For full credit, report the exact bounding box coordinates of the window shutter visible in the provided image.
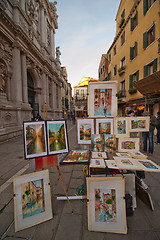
[129,75,133,89]
[143,0,148,15]
[153,58,157,71]
[131,17,134,31]
[135,41,138,57]
[136,70,139,81]
[143,32,148,49]
[136,11,138,26]
[144,65,148,77]
[153,23,155,40]
[130,47,133,60]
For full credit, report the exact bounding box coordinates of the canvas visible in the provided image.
[23,121,48,159]
[92,152,108,159]
[91,134,104,152]
[46,120,69,155]
[113,157,141,170]
[60,150,90,165]
[95,118,114,135]
[114,117,129,137]
[129,117,149,132]
[118,137,139,152]
[88,81,117,117]
[103,134,116,153]
[87,177,127,234]
[90,158,106,168]
[13,170,52,232]
[76,118,94,144]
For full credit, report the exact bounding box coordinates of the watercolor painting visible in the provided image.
[137,160,160,172]
[24,121,47,159]
[96,118,114,135]
[77,118,94,144]
[14,170,52,232]
[91,134,104,152]
[95,188,116,222]
[113,157,140,170]
[92,152,108,159]
[114,118,129,137]
[118,138,139,152]
[46,120,69,155]
[94,89,112,116]
[104,134,116,153]
[90,158,106,168]
[21,179,45,219]
[61,150,90,165]
[129,117,149,132]
[116,152,131,158]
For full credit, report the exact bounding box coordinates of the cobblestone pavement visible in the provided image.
[0,120,160,240]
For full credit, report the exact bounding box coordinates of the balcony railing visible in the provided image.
[118,66,126,75]
[117,90,126,99]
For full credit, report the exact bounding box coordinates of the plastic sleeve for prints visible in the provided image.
[57,195,87,200]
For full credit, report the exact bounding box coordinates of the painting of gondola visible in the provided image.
[13,170,52,232]
[46,120,69,155]
[23,121,47,159]
[77,118,94,144]
[88,81,117,117]
[87,177,127,234]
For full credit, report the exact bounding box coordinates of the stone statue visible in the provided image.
[56,46,61,61]
[0,63,7,93]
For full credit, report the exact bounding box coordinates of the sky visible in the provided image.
[51,0,120,92]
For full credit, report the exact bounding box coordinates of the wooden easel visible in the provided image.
[43,102,73,213]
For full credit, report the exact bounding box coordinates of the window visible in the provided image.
[144,58,157,77]
[114,45,116,56]
[121,31,125,46]
[121,80,125,91]
[131,11,138,31]
[109,53,111,62]
[143,23,155,49]
[81,89,84,95]
[108,71,111,80]
[121,57,126,68]
[76,89,79,95]
[114,65,117,76]
[130,42,138,60]
[143,0,156,15]
[129,71,139,94]
[119,9,125,28]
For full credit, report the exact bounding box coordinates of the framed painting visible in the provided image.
[95,118,114,135]
[60,150,90,165]
[91,134,104,152]
[103,134,116,153]
[118,137,139,152]
[116,152,132,158]
[114,117,129,137]
[88,81,117,117]
[90,158,106,168]
[136,159,160,172]
[129,151,147,159]
[23,121,47,159]
[113,157,141,170]
[87,177,127,234]
[105,160,118,169]
[46,120,69,155]
[76,118,94,144]
[13,170,52,232]
[129,117,149,132]
[92,151,108,159]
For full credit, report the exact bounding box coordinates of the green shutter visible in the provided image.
[144,65,148,77]
[136,70,139,81]
[143,32,148,49]
[131,17,134,31]
[153,23,155,40]
[135,41,138,57]
[153,58,157,71]
[143,0,148,15]
[129,75,133,89]
[130,47,133,60]
[136,11,138,26]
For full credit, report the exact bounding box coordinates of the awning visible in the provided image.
[133,71,160,96]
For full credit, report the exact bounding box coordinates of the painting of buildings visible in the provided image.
[117,120,126,134]
[91,134,104,152]
[80,124,91,140]
[94,89,112,116]
[61,150,90,164]
[99,122,111,134]
[121,141,136,150]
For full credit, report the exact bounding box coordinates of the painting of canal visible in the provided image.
[91,134,104,152]
[95,188,116,222]
[24,121,47,159]
[47,120,68,154]
[21,179,45,219]
[94,89,112,116]
[61,150,90,164]
[79,123,91,140]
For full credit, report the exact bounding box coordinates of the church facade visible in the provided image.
[0,0,63,141]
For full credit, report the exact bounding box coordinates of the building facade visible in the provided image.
[0,0,62,141]
[106,0,160,116]
[61,67,72,119]
[74,77,98,117]
[98,54,109,81]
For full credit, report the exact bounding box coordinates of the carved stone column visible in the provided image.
[42,71,47,104]
[20,0,25,11]
[40,4,45,44]
[50,28,55,58]
[21,53,28,103]
[11,45,22,102]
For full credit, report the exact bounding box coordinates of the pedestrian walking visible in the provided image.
[142,111,157,156]
[156,111,160,144]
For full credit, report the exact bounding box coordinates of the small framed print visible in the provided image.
[92,152,108,159]
[60,150,90,165]
[129,151,147,159]
[87,177,127,234]
[136,159,160,172]
[90,158,106,168]
[76,118,94,144]
[23,121,47,159]
[104,134,116,153]
[113,157,141,170]
[118,137,139,152]
[114,117,129,137]
[91,134,104,152]
[13,170,52,232]
[129,117,149,132]
[46,120,69,155]
[105,160,118,169]
[95,118,114,135]
[116,152,132,158]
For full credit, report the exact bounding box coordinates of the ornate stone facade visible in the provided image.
[0,0,63,141]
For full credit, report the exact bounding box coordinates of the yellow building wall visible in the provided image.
[108,0,160,103]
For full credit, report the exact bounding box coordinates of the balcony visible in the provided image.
[118,66,126,75]
[128,88,137,94]
[117,90,126,99]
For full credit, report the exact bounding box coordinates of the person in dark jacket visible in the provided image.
[156,111,160,144]
[142,111,157,156]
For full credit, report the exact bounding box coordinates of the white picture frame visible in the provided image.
[90,158,106,168]
[113,157,141,170]
[95,118,114,135]
[118,137,139,152]
[114,117,129,137]
[92,151,108,159]
[76,118,95,144]
[128,117,150,132]
[136,159,160,172]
